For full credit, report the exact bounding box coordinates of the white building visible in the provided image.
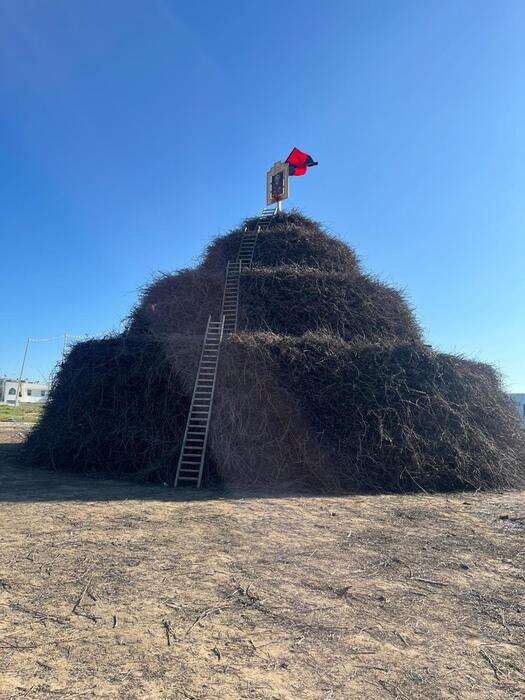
[0,378,51,406]
[511,394,525,424]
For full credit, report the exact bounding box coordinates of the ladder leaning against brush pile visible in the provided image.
[221,206,276,334]
[174,205,277,488]
[173,316,224,487]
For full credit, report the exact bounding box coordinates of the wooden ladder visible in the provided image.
[221,260,242,335]
[174,316,225,488]
[174,205,277,487]
[221,206,277,335]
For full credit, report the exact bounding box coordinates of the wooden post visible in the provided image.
[15,338,30,407]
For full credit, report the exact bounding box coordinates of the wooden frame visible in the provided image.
[266,161,289,206]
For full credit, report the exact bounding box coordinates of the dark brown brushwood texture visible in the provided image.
[26,212,525,491]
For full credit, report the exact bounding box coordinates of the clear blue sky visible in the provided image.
[1,1,524,389]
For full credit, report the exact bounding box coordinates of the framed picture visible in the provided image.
[266,161,289,205]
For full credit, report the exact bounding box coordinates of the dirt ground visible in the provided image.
[0,424,524,699]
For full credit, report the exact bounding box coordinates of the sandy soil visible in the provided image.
[0,424,524,699]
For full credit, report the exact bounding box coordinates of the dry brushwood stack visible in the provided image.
[27,211,525,492]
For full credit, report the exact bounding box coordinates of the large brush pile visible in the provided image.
[27,211,525,492]
[26,336,194,483]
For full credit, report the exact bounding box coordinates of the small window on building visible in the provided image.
[8,387,16,395]
[27,389,32,396]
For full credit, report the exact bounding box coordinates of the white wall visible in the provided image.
[1,379,50,405]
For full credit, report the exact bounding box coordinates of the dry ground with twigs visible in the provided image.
[1,425,524,699]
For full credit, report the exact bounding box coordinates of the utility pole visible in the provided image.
[15,337,30,408]
[62,332,68,359]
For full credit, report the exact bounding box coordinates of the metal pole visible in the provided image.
[276,200,282,212]
[15,337,30,407]
[62,332,68,359]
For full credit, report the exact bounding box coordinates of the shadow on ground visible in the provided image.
[0,443,344,504]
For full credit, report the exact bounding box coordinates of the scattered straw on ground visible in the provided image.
[1,429,524,699]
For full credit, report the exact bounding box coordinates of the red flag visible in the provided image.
[285,147,318,176]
